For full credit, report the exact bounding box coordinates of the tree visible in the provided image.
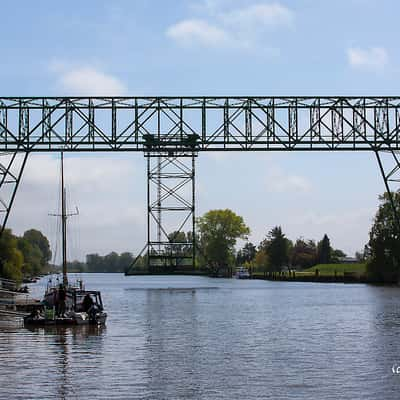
[0,229,24,281]
[254,250,269,273]
[236,242,256,265]
[367,191,400,283]
[291,238,317,269]
[355,246,370,263]
[67,260,86,272]
[86,253,104,272]
[167,231,190,257]
[317,234,331,264]
[17,238,43,276]
[23,229,52,266]
[104,252,120,272]
[119,252,134,271]
[331,248,346,263]
[260,226,290,272]
[197,209,250,276]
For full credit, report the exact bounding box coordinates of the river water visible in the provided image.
[1,274,400,399]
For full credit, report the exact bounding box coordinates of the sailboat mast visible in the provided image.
[61,152,68,287]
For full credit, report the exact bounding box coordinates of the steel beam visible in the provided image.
[0,97,399,152]
[375,150,400,236]
[0,151,28,235]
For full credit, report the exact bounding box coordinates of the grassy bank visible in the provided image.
[301,263,366,276]
[251,263,368,283]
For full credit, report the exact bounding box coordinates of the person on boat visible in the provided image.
[57,284,66,317]
[82,294,94,313]
[29,308,42,320]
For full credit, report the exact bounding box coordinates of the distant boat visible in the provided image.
[24,153,107,327]
[235,266,250,279]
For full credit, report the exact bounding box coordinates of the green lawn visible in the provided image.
[251,263,367,279]
[302,263,366,276]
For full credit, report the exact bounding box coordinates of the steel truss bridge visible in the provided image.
[0,96,399,273]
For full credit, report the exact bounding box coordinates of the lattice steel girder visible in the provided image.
[0,151,28,234]
[0,97,400,151]
[146,153,196,270]
[375,150,400,234]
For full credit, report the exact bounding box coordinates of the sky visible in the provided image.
[1,0,400,262]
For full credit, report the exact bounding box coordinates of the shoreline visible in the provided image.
[250,273,370,284]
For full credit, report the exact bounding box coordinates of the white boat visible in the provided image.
[235,267,250,279]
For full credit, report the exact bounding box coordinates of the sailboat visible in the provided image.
[24,153,107,326]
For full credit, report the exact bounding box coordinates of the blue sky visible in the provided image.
[2,0,399,261]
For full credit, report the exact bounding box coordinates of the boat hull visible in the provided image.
[24,312,107,327]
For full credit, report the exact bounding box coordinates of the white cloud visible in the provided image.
[166,2,293,50]
[347,47,388,70]
[264,166,312,193]
[221,3,294,30]
[50,62,127,95]
[166,19,231,47]
[24,154,134,186]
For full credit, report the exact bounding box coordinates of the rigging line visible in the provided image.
[50,155,61,267]
[62,159,80,268]
[67,186,73,264]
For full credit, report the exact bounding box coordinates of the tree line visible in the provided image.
[0,228,52,281]
[86,192,398,281]
[237,229,346,273]
[195,209,347,277]
[1,190,398,283]
[195,191,400,282]
[67,252,136,273]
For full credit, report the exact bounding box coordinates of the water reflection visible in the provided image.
[23,325,105,400]
[143,289,199,399]
[2,275,400,399]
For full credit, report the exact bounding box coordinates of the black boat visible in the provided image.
[24,153,107,326]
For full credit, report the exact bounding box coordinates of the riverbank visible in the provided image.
[125,263,370,283]
[251,272,370,283]
[251,263,369,283]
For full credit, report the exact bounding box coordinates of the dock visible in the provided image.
[0,278,41,324]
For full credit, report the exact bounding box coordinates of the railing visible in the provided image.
[0,280,30,325]
[0,277,17,292]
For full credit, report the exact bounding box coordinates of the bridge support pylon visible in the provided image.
[0,151,28,236]
[144,152,196,273]
[375,149,400,236]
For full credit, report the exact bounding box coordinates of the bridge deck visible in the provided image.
[0,97,399,152]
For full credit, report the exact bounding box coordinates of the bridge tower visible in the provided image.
[146,152,196,272]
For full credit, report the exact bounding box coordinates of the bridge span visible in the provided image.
[0,96,399,271]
